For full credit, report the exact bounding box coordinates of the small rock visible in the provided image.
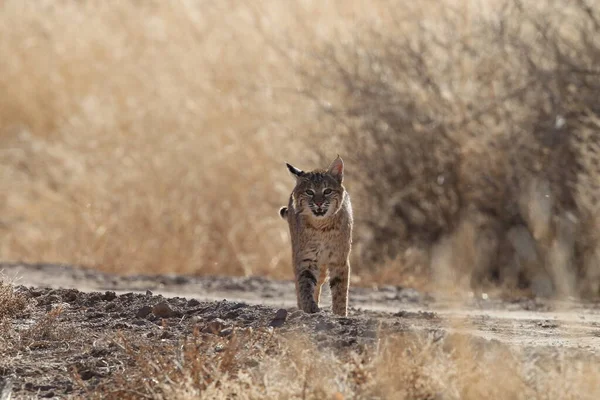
[102,291,117,301]
[61,289,79,303]
[78,370,96,381]
[39,294,61,306]
[146,313,157,322]
[269,309,288,328]
[152,302,176,318]
[187,298,201,307]
[205,318,227,334]
[136,306,152,319]
[145,290,153,296]
[160,330,173,339]
[219,327,234,337]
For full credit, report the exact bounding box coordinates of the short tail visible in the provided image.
[279,207,288,219]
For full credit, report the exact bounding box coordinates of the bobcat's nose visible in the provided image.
[314,201,323,208]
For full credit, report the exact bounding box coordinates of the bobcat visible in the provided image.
[279,156,353,316]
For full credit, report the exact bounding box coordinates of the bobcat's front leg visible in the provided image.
[295,260,320,313]
[329,261,350,316]
[314,266,328,306]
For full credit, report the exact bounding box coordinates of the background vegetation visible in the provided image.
[1,0,600,296]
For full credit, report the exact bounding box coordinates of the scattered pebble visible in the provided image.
[187,298,201,307]
[152,302,177,318]
[269,309,288,328]
[219,327,234,337]
[205,318,228,334]
[102,291,117,301]
[136,306,152,319]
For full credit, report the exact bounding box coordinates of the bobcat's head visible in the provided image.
[286,156,346,219]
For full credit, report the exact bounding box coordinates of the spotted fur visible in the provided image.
[279,156,353,316]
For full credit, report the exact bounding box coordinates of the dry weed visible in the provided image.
[0,275,29,320]
[81,328,600,400]
[1,0,600,296]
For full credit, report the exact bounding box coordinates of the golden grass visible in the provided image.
[83,329,600,400]
[0,275,29,320]
[0,0,420,281]
[1,0,600,294]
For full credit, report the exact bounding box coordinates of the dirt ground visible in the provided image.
[2,262,600,399]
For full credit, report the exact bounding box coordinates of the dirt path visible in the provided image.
[3,262,600,398]
[4,262,600,351]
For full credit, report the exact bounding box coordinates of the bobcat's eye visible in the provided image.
[323,188,333,195]
[306,189,315,196]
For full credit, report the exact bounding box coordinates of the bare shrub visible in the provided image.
[293,0,600,295]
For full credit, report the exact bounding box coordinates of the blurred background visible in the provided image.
[1,0,600,297]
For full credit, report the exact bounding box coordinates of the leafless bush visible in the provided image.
[293,0,600,295]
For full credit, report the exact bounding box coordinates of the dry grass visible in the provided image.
[0,274,29,320]
[1,0,600,295]
[1,284,599,399]
[80,329,600,400]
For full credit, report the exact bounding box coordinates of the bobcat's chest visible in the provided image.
[310,230,344,264]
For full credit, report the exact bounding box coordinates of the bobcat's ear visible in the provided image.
[327,155,344,183]
[286,163,305,179]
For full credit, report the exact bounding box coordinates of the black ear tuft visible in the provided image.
[279,207,288,219]
[286,163,305,178]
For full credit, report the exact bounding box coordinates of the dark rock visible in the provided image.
[152,302,177,318]
[78,369,96,380]
[187,298,201,307]
[146,313,157,322]
[61,289,79,303]
[159,330,173,339]
[269,309,288,328]
[219,327,234,337]
[136,306,152,319]
[102,291,116,301]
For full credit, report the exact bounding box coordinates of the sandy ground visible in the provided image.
[2,262,600,398]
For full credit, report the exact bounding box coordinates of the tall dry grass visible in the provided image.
[85,328,600,400]
[0,0,320,278]
[1,0,600,295]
